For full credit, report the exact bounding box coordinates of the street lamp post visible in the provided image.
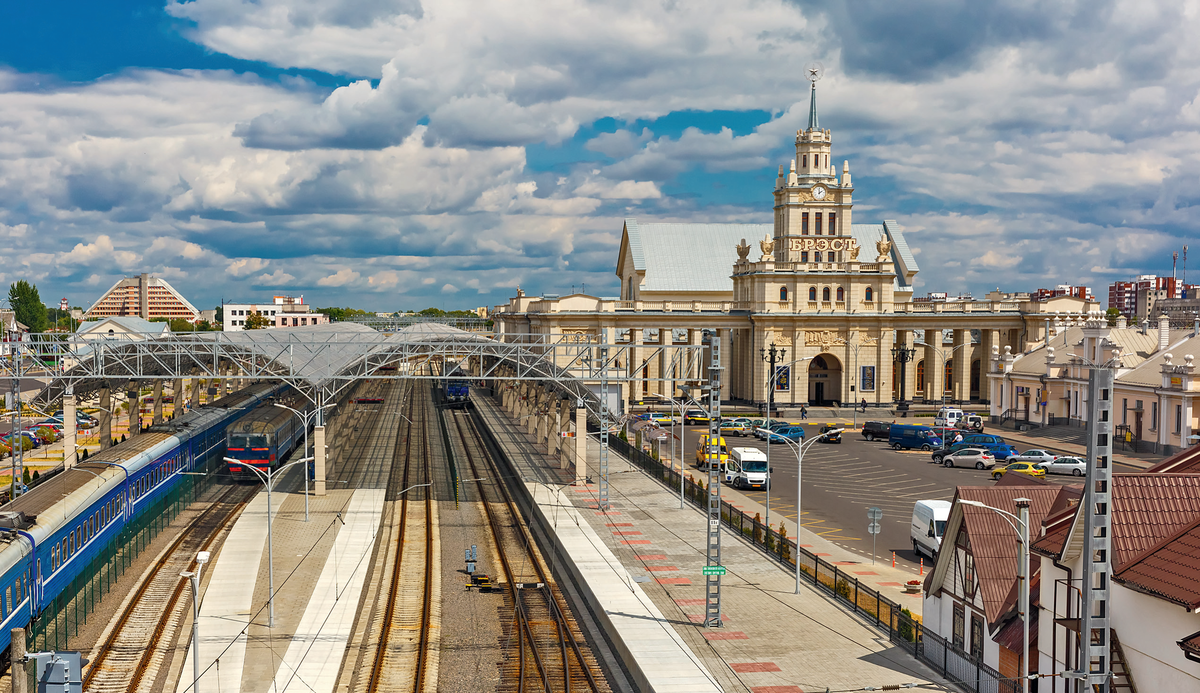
[180,550,211,693]
[915,340,972,451]
[761,344,784,527]
[223,456,311,628]
[960,498,1031,693]
[272,400,336,522]
[891,339,917,414]
[769,428,843,593]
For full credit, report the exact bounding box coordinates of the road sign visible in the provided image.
[867,506,883,521]
[867,507,883,565]
[702,566,727,576]
[867,522,881,534]
[560,431,576,438]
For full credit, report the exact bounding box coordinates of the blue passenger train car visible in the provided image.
[0,382,281,659]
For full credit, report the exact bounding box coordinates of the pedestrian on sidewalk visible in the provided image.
[860,398,867,412]
[800,405,808,420]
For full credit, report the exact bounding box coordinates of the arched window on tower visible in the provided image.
[809,287,817,301]
[865,287,874,302]
[822,287,831,301]
[780,286,788,302]
[836,287,844,302]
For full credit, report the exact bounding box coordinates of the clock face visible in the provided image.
[812,185,826,200]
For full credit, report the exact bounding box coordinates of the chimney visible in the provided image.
[1116,314,1127,329]
[139,273,150,320]
[1159,314,1171,352]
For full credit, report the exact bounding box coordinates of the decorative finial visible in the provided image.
[759,234,775,261]
[805,62,823,130]
[736,238,750,261]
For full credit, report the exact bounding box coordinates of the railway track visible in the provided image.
[342,375,440,693]
[82,482,256,693]
[449,409,610,693]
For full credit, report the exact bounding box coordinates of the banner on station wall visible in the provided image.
[775,366,790,391]
[860,366,876,392]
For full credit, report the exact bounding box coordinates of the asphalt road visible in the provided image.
[665,421,1142,570]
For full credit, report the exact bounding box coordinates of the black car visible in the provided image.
[818,424,842,443]
[860,420,891,441]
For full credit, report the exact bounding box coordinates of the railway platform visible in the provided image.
[474,395,952,693]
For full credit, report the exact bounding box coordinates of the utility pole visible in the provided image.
[703,335,724,628]
[1079,365,1114,691]
[760,342,784,527]
[598,327,611,512]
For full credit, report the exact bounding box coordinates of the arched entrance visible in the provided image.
[807,354,843,406]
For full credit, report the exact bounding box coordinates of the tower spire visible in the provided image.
[807,81,819,131]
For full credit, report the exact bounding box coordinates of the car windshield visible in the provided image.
[935,520,947,537]
[742,460,768,472]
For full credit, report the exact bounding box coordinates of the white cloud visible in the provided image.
[318,268,362,286]
[227,258,269,277]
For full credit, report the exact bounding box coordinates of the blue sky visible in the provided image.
[2,0,1198,312]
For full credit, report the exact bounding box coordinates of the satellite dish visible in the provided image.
[805,61,824,85]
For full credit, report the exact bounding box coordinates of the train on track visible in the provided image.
[224,391,312,480]
[0,382,283,658]
[442,368,471,408]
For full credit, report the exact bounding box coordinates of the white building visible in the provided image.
[223,296,329,331]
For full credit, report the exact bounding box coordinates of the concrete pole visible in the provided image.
[314,425,326,496]
[574,407,587,485]
[10,627,25,693]
[64,390,77,469]
[171,378,182,418]
[99,385,112,450]
[192,377,201,408]
[152,380,164,425]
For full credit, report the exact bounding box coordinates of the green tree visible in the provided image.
[315,306,372,322]
[214,305,224,324]
[1106,307,1121,327]
[8,280,48,332]
[244,312,271,329]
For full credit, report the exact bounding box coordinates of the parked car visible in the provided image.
[956,414,985,432]
[888,424,943,451]
[648,413,675,425]
[726,447,770,489]
[991,461,1046,481]
[754,421,791,440]
[941,448,996,469]
[818,424,842,443]
[683,410,710,425]
[719,420,753,437]
[1010,449,1058,465]
[1042,456,1087,476]
[930,434,1019,463]
[2,432,40,449]
[860,420,892,442]
[933,407,966,428]
[766,425,806,443]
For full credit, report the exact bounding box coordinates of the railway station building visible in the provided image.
[492,85,1101,411]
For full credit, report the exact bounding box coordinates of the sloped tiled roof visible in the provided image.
[1113,516,1200,610]
[1179,630,1200,658]
[936,486,1065,627]
[1116,331,1200,386]
[1146,445,1200,474]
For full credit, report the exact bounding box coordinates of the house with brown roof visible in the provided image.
[1033,473,1200,691]
[922,484,1069,683]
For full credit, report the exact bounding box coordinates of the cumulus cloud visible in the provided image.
[318,268,362,286]
[227,258,269,277]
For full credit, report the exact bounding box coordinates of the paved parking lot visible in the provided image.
[654,419,1140,570]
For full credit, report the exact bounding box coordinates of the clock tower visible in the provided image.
[772,71,856,263]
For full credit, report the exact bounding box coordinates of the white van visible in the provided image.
[933,407,965,428]
[726,447,769,490]
[911,500,952,560]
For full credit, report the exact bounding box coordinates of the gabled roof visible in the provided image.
[1113,330,1200,386]
[1113,516,1200,610]
[927,486,1065,627]
[76,316,168,334]
[1147,445,1200,474]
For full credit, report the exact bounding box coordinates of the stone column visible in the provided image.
[792,331,808,407]
[718,329,732,403]
[99,386,112,450]
[127,386,140,439]
[574,407,587,484]
[897,329,917,404]
[924,328,943,403]
[313,425,326,496]
[629,328,644,408]
[10,627,26,693]
[152,380,164,425]
[171,378,182,418]
[192,377,202,408]
[953,329,970,403]
[63,391,77,469]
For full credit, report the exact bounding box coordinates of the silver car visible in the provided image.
[1011,449,1058,465]
[1042,456,1087,477]
[942,448,997,470]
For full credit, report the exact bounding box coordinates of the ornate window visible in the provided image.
[815,212,823,235]
[829,212,836,234]
[800,251,809,263]
[822,287,831,301]
[802,213,809,234]
[865,287,874,302]
[779,287,788,302]
[945,361,954,392]
[916,360,926,391]
[802,154,807,168]
[836,287,844,301]
[809,287,817,301]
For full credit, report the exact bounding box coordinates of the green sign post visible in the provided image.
[702,565,727,576]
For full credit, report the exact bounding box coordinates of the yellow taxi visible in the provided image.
[991,461,1047,481]
[694,434,729,469]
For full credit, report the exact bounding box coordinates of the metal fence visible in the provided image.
[25,457,220,653]
[608,435,1016,693]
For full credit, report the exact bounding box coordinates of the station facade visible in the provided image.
[493,85,1098,410]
